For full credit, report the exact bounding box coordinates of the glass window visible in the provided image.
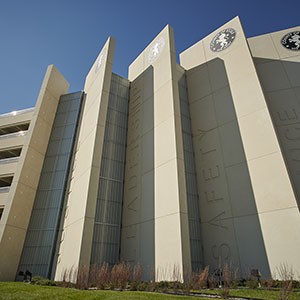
[0,207,4,220]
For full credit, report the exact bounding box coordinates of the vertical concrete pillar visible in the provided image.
[0,65,69,280]
[122,25,191,281]
[54,38,115,280]
[120,66,156,279]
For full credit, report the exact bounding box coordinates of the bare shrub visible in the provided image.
[231,263,238,279]
[110,262,131,290]
[223,264,230,288]
[110,264,118,289]
[130,264,143,291]
[232,271,239,288]
[132,263,143,284]
[219,264,232,299]
[208,274,217,289]
[98,262,110,289]
[279,280,293,300]
[217,257,223,288]
[149,266,155,283]
[183,271,193,295]
[277,263,294,281]
[277,263,293,300]
[147,266,155,291]
[199,266,209,289]
[229,263,239,288]
[192,272,200,290]
[120,262,131,290]
[88,263,99,287]
[265,278,273,290]
[220,263,239,288]
[75,265,89,289]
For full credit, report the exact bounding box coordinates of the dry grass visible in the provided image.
[55,260,300,300]
[132,263,143,283]
[276,263,294,300]
[110,262,131,290]
[98,263,111,289]
[75,265,89,289]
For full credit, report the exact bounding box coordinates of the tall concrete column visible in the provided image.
[122,25,191,281]
[0,65,69,280]
[54,37,115,280]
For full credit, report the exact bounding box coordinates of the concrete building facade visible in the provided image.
[0,17,299,281]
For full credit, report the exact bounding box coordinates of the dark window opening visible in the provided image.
[0,176,13,187]
[0,123,29,136]
[0,148,22,159]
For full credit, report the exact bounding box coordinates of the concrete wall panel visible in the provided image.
[180,17,274,277]
[248,27,300,276]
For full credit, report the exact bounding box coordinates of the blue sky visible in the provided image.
[0,0,299,113]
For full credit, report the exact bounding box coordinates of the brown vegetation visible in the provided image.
[52,260,299,298]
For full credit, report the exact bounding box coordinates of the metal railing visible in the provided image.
[0,157,20,164]
[0,107,34,119]
[0,186,10,193]
[0,130,28,140]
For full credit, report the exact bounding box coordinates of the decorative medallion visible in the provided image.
[95,48,107,73]
[210,28,236,52]
[281,31,300,51]
[147,37,165,63]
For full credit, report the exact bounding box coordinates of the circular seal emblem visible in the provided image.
[147,37,165,63]
[95,48,107,73]
[281,31,300,51]
[210,28,236,52]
